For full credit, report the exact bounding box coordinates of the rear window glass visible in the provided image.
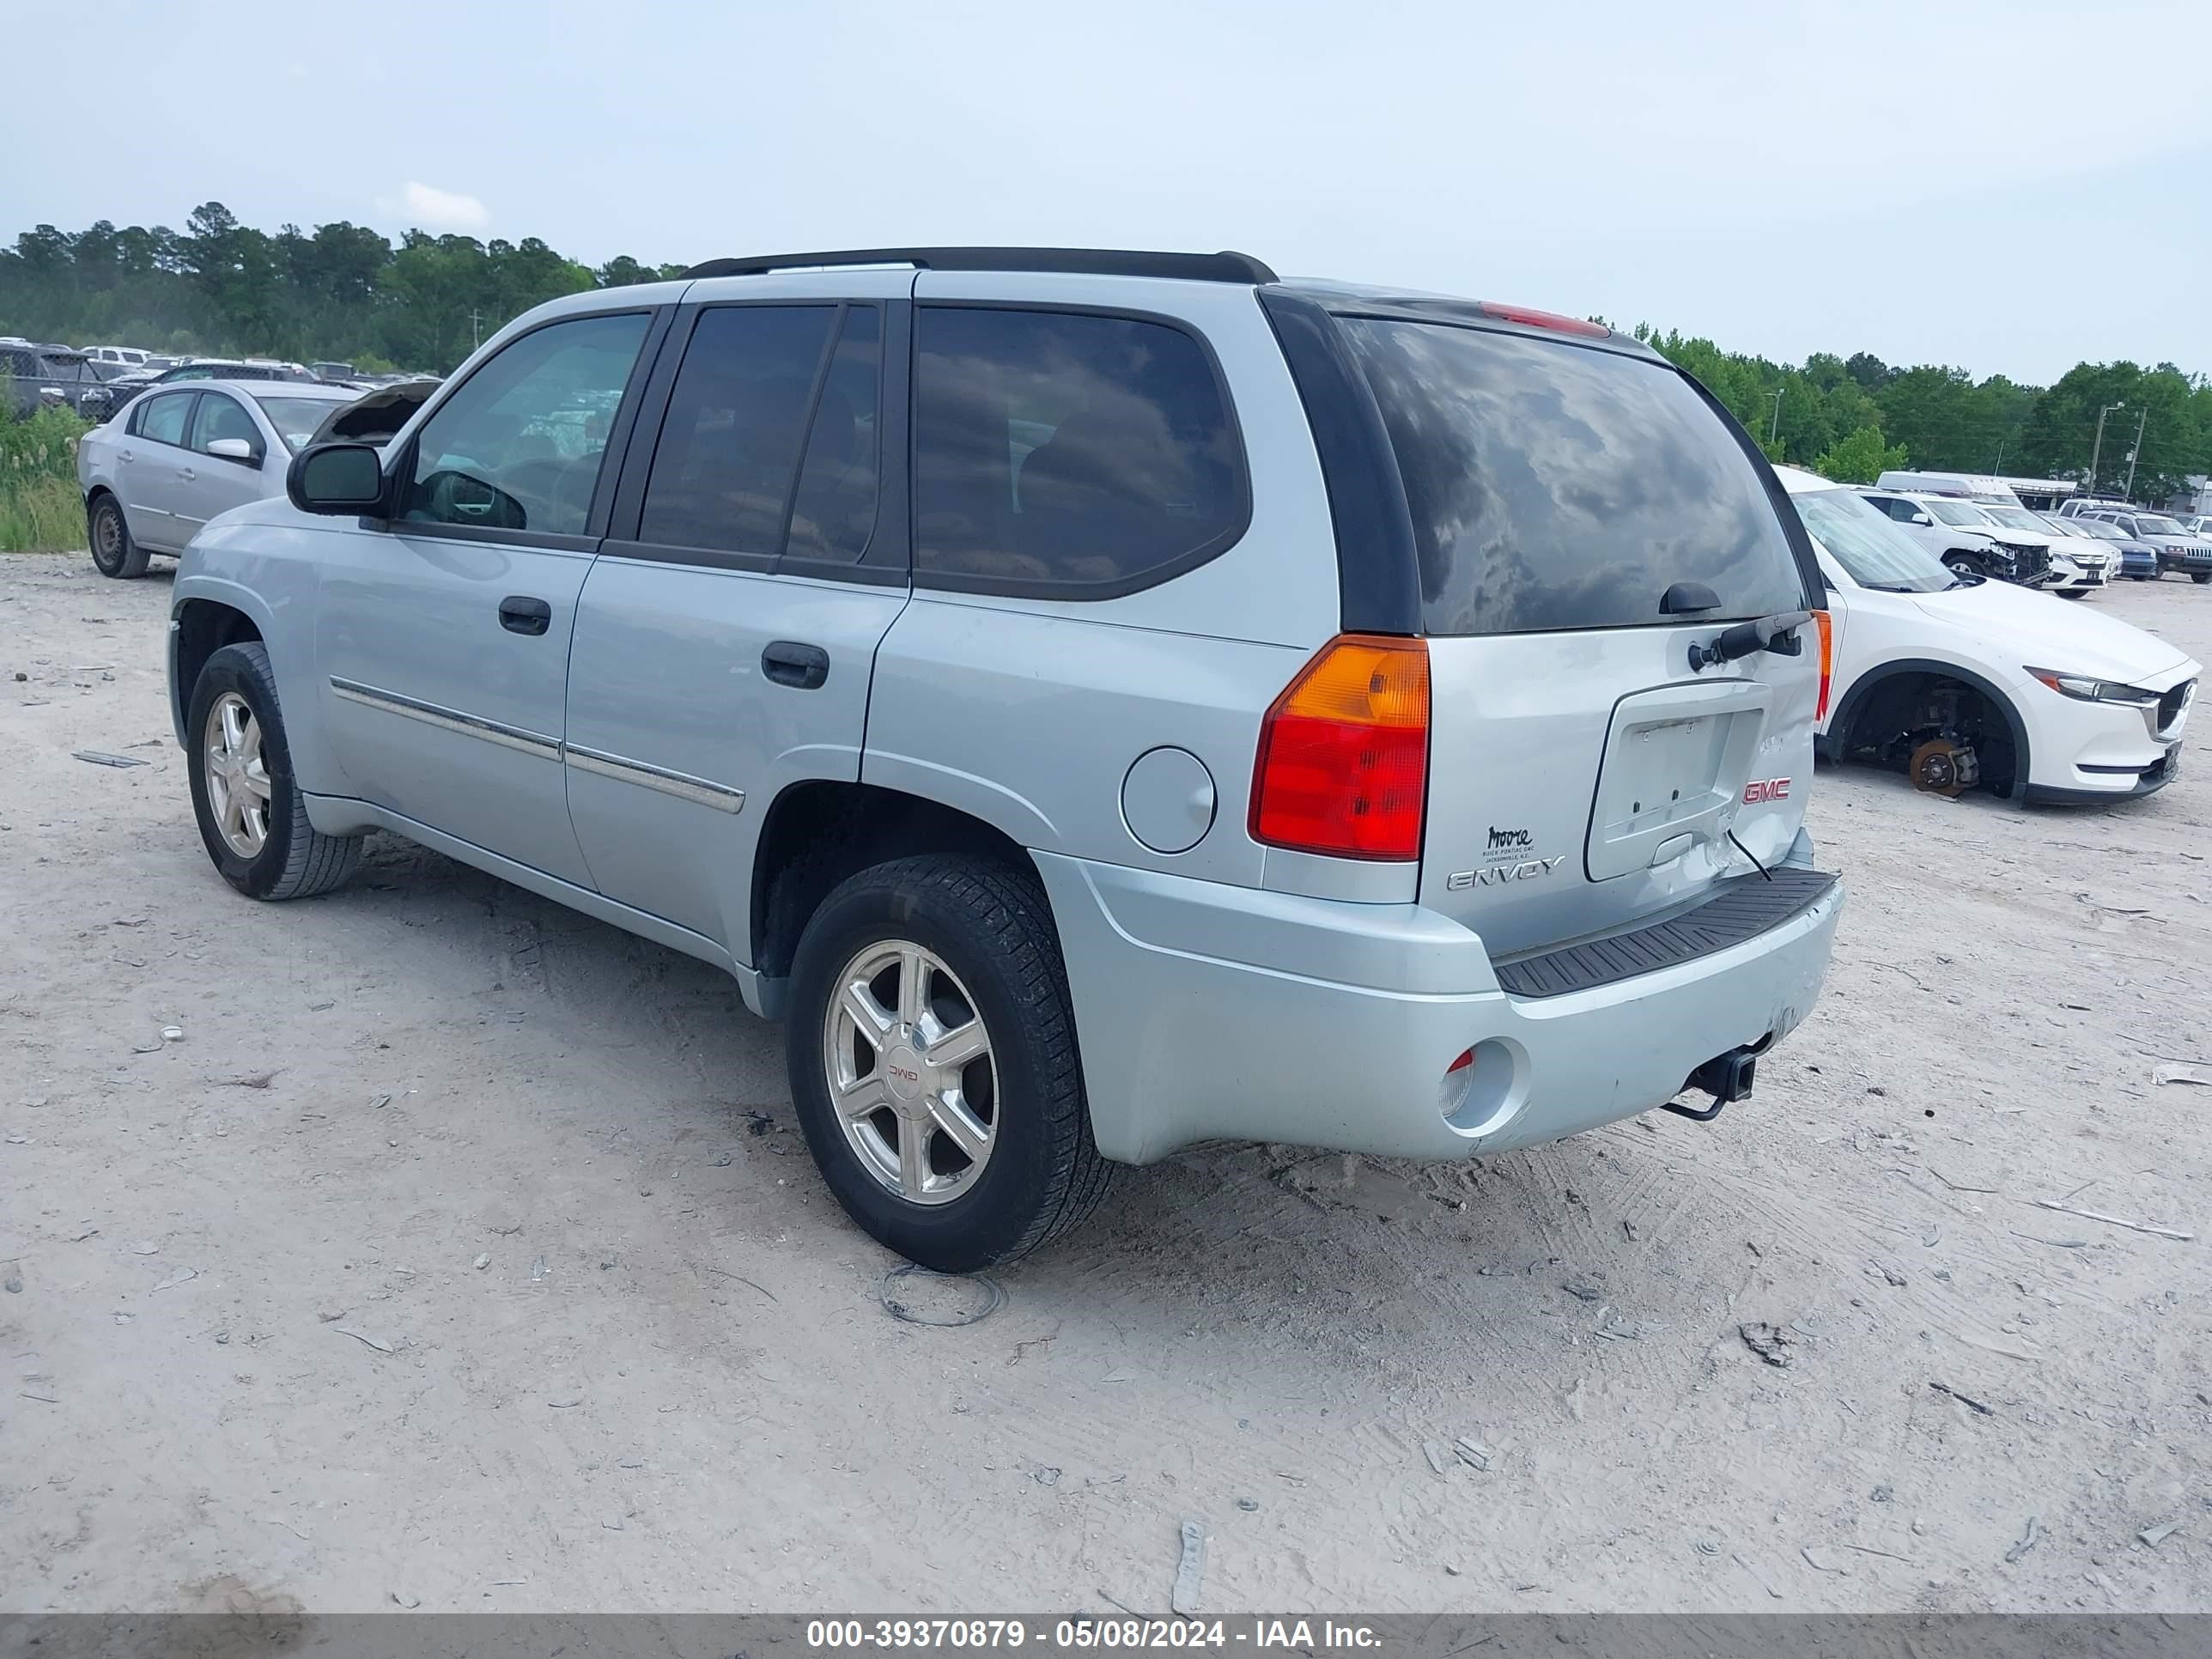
[913,307,1245,595]
[1339,320,1806,634]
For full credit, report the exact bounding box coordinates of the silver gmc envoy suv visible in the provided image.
[167,246,1844,1270]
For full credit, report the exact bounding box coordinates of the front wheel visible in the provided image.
[785,854,1110,1272]
[2195,573,2212,586]
[2057,589,2090,600]
[186,641,364,900]
[88,495,149,579]
[1942,555,1983,581]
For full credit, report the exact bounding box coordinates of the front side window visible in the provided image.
[188,393,260,455]
[1340,319,1806,634]
[913,307,1245,593]
[402,312,649,536]
[638,305,838,557]
[137,392,193,447]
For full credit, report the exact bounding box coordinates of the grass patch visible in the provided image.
[2,406,92,553]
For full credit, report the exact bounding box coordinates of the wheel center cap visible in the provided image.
[884,1042,927,1107]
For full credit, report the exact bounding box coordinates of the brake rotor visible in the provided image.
[1909,738,1978,797]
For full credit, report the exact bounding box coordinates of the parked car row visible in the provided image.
[2059,499,2212,582]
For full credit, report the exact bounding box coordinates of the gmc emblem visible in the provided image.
[1743,778,1792,805]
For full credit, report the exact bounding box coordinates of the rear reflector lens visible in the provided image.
[1812,610,1833,721]
[1249,634,1430,860]
[1477,301,1610,339]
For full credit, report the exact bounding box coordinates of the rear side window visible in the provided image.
[1338,320,1806,634]
[913,307,1245,595]
[137,392,193,446]
[639,303,883,563]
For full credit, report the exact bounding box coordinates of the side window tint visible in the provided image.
[189,395,259,453]
[913,307,1244,593]
[639,306,836,556]
[139,393,192,447]
[785,307,882,565]
[403,312,649,537]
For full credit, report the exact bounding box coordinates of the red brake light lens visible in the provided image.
[1477,301,1610,339]
[1249,634,1430,861]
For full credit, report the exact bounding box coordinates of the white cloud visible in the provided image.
[378,181,488,233]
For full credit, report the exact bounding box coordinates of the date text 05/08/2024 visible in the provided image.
[805,1620,1384,1650]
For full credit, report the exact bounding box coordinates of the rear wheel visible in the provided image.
[186,642,364,901]
[88,495,149,579]
[785,854,1109,1271]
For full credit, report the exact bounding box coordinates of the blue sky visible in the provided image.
[9,0,2209,386]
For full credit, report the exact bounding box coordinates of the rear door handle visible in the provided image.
[762,640,830,690]
[499,595,553,636]
[177,467,196,482]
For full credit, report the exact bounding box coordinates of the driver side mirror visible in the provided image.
[288,442,386,515]
[205,436,262,465]
[1909,511,1931,526]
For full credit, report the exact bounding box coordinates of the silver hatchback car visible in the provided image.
[167,247,1844,1269]
[78,379,361,577]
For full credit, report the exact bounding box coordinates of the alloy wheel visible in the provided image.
[822,939,998,1206]
[203,691,272,858]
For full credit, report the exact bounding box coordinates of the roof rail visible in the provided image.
[679,246,1279,284]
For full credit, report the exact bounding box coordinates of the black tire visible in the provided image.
[2195,574,2211,586]
[1942,555,1982,580]
[785,854,1110,1271]
[186,641,364,901]
[2057,589,2090,600]
[88,493,149,579]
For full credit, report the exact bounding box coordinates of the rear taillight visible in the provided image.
[1249,634,1430,860]
[1812,610,1833,721]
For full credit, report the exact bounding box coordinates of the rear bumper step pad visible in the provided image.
[1494,866,1838,1000]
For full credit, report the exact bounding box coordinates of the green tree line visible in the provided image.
[0,203,684,378]
[4,204,2209,501]
[1635,325,2212,506]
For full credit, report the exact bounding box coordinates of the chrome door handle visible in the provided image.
[178,468,196,481]
[118,449,134,463]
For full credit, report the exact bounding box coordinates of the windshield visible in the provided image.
[1979,505,2049,532]
[1338,319,1807,634]
[2062,516,2123,540]
[1798,487,1955,592]
[2135,514,2186,536]
[254,394,342,453]
[1924,499,1990,527]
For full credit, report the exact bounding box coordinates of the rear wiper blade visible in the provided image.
[1686,611,1811,673]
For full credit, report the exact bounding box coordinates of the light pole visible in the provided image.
[2087,403,2124,495]
[2122,409,2148,501]
[1766,387,1784,447]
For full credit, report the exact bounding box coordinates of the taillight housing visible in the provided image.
[1249,634,1431,860]
[1812,610,1833,721]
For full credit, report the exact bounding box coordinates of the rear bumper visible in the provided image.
[1036,849,1844,1165]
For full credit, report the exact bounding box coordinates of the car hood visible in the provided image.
[1909,579,2194,682]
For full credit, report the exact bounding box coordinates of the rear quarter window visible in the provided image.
[1338,319,1807,635]
[912,307,1247,597]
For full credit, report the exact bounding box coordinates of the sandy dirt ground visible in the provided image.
[2,551,2208,1617]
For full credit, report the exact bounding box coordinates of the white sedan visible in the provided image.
[1778,466,2197,804]
[77,379,361,579]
